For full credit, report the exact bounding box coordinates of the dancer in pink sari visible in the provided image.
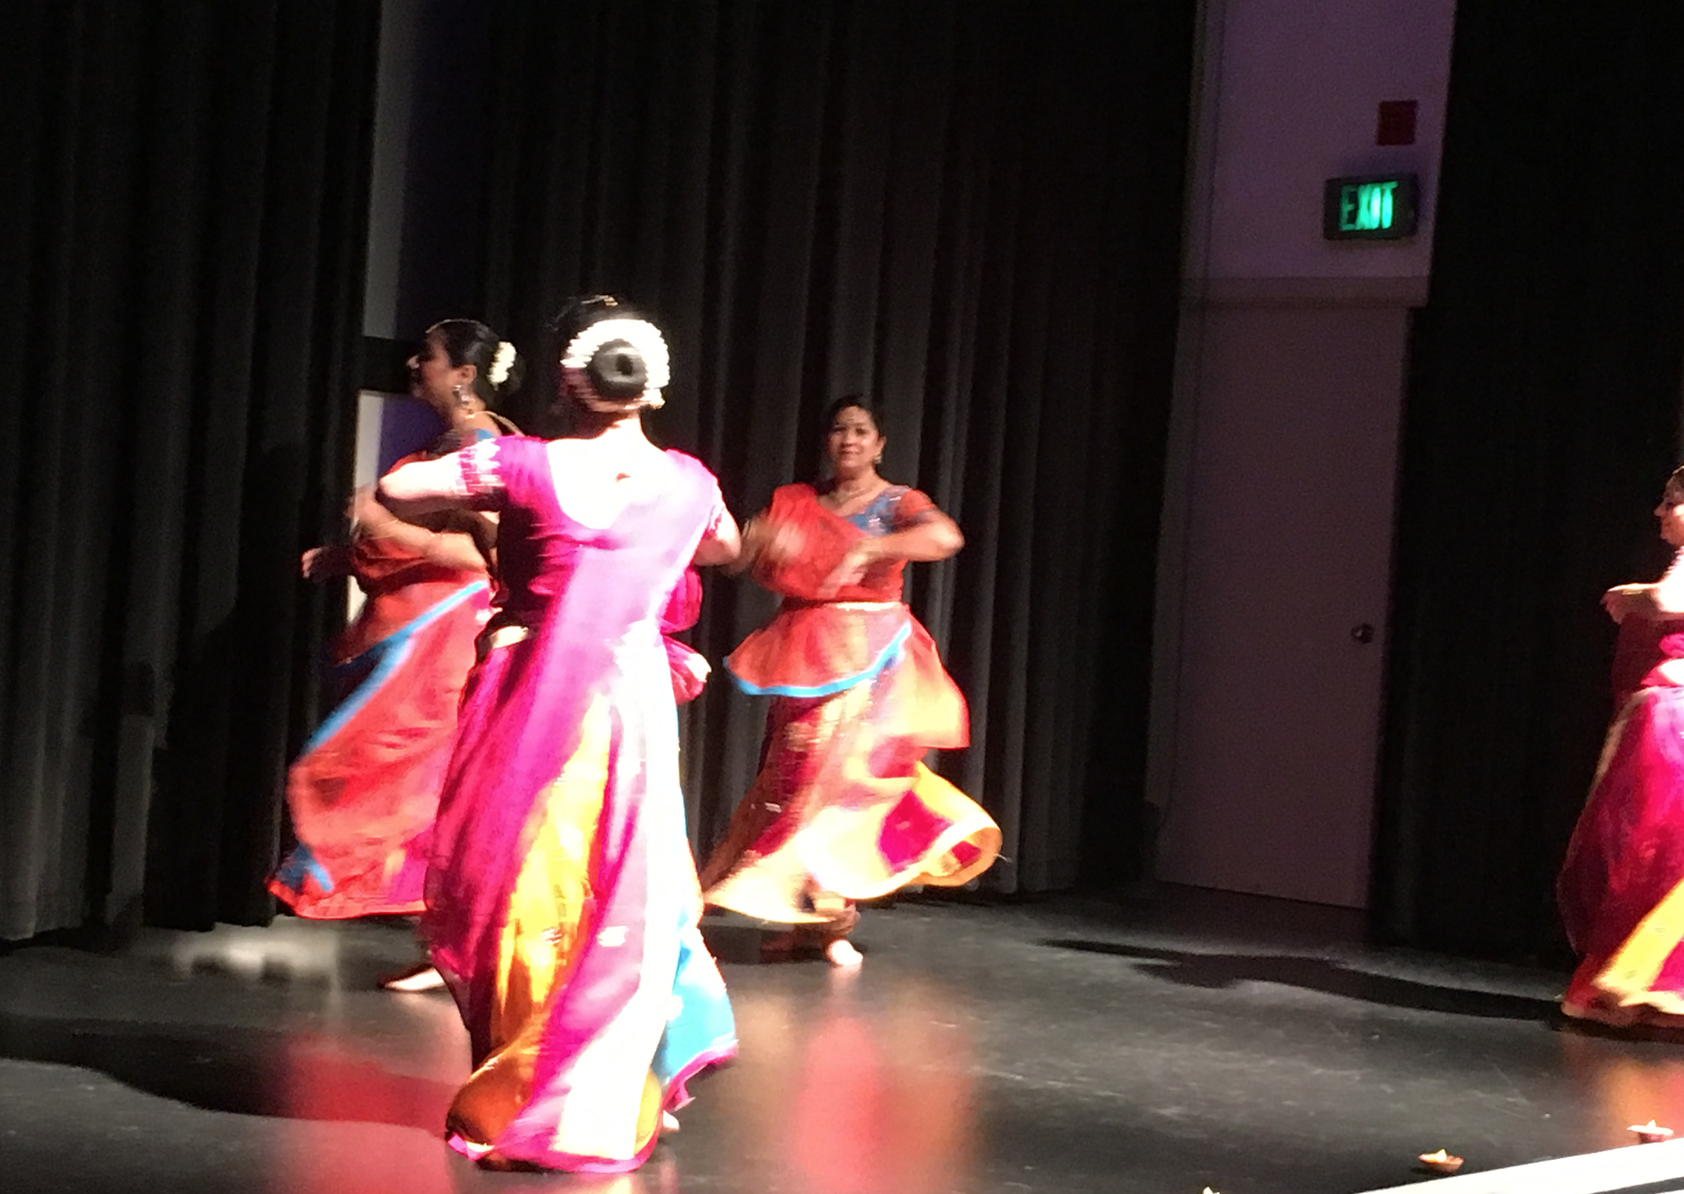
[380,297,740,1170]
[1560,466,1684,1027]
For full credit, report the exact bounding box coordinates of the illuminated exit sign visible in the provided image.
[1322,174,1419,241]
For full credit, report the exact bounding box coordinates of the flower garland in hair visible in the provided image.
[487,340,516,388]
[560,317,671,408]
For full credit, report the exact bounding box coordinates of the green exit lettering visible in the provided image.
[1323,174,1417,241]
[1338,180,1398,232]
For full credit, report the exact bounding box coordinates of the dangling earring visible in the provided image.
[453,383,474,410]
[872,453,883,465]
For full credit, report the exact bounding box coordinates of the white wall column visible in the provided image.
[1148,0,1458,907]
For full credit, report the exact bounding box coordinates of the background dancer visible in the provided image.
[272,321,522,997]
[379,296,740,1171]
[701,394,1001,966]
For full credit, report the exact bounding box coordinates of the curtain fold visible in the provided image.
[1374,2,1684,958]
[474,0,1194,893]
[0,0,379,939]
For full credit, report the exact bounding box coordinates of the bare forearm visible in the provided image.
[378,490,458,520]
[359,522,485,571]
[861,514,964,564]
[728,512,771,574]
[1605,571,1684,622]
[1642,581,1684,617]
[694,510,742,567]
[379,455,469,516]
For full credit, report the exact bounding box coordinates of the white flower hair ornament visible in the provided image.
[560,317,671,409]
[487,340,516,388]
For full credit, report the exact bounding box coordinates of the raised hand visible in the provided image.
[301,545,352,581]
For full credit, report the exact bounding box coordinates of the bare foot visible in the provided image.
[1561,996,1640,1028]
[380,962,445,992]
[824,939,863,968]
[446,1132,494,1161]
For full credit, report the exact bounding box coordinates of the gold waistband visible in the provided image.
[780,599,902,613]
[483,618,662,653]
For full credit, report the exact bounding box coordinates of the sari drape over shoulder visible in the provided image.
[270,448,489,919]
[702,483,999,929]
[1559,622,1684,1023]
[425,436,734,1172]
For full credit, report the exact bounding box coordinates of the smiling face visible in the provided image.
[825,404,885,480]
[1657,480,1684,548]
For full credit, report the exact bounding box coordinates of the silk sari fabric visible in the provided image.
[702,483,1000,938]
[270,448,491,918]
[1559,622,1684,1024]
[423,436,735,1171]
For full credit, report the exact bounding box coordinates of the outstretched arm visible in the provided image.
[1604,550,1684,622]
[820,509,964,597]
[694,507,742,567]
[727,512,771,575]
[300,544,353,581]
[729,507,813,576]
[350,485,487,573]
[378,454,471,518]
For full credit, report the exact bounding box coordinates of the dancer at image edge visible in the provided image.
[380,296,740,1171]
[1560,464,1684,1027]
[699,393,1001,966]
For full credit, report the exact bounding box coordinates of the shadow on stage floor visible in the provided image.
[1040,936,1562,1021]
[0,1012,453,1130]
[4,888,1684,1194]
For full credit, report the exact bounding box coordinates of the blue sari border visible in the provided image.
[726,620,910,699]
[300,580,489,755]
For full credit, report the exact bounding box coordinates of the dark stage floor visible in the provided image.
[4,888,1684,1193]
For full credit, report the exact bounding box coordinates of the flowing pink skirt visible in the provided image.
[1559,681,1684,1024]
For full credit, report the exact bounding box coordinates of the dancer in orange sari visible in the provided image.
[1560,466,1684,1026]
[271,321,521,943]
[701,395,1000,966]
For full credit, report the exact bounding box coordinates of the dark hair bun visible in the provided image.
[586,339,648,402]
[551,294,671,409]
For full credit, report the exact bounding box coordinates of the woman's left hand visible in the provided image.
[348,485,392,534]
[819,540,880,598]
[1603,583,1660,623]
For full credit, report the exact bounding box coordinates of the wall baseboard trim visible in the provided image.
[1182,274,1430,308]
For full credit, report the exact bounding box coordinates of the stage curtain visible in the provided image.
[472,0,1194,893]
[0,1,378,938]
[1374,4,1684,958]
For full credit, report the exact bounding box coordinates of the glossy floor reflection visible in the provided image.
[4,890,1684,1192]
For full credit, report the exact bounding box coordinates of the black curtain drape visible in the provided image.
[1374,4,1684,958]
[0,1,379,939]
[472,0,1193,892]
